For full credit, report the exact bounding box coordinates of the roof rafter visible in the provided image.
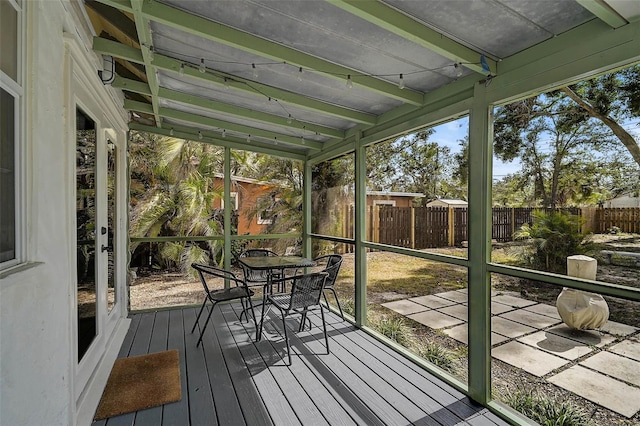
[92,36,377,125]
[124,99,325,151]
[328,0,497,75]
[129,122,307,161]
[576,0,628,28]
[111,76,344,139]
[130,0,162,126]
[95,0,424,105]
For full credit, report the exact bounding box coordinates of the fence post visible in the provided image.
[448,206,455,246]
[411,207,416,249]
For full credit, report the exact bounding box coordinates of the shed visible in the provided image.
[426,199,469,208]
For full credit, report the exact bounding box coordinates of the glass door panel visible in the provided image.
[76,108,97,361]
[106,139,116,313]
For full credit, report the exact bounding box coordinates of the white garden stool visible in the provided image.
[556,255,609,330]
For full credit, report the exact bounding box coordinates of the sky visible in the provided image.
[429,116,521,179]
[430,116,640,181]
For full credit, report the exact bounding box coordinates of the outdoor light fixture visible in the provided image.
[398,73,405,89]
[221,129,226,138]
[198,131,203,140]
[346,74,353,89]
[297,67,303,81]
[199,58,206,74]
[454,63,464,78]
[98,55,115,85]
[252,63,258,79]
[287,114,292,124]
[179,63,185,76]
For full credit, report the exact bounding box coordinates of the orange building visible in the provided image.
[211,175,276,235]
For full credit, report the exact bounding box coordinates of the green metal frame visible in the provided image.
[111,3,640,422]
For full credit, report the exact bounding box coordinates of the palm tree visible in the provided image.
[129,132,226,273]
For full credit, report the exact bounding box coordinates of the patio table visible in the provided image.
[237,255,316,341]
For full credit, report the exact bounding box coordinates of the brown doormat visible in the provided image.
[94,350,182,420]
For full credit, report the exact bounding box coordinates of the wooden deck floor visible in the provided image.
[93,303,509,426]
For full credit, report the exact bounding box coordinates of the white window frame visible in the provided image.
[221,191,238,210]
[0,0,24,271]
[257,196,275,225]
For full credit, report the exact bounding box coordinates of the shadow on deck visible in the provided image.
[93,303,508,425]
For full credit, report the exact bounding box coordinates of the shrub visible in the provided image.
[417,342,456,372]
[341,298,355,317]
[371,316,413,347]
[503,387,592,426]
[514,210,594,274]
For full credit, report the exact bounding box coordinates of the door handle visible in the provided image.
[101,244,110,253]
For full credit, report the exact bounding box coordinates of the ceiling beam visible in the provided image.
[112,76,345,138]
[124,99,325,151]
[93,36,377,125]
[127,0,424,105]
[130,0,161,127]
[576,0,628,28]
[84,1,138,44]
[129,122,307,161]
[328,0,497,75]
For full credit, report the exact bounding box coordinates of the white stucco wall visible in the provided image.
[0,2,128,425]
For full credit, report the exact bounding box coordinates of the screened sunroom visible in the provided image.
[2,1,639,425]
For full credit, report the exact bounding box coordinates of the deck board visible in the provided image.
[92,304,510,426]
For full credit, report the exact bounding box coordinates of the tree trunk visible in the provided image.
[561,87,640,167]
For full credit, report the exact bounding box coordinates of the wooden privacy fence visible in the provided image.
[344,206,637,250]
[594,207,640,234]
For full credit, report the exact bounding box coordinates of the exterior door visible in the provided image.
[75,107,121,391]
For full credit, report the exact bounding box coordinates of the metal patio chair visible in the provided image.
[190,263,255,347]
[314,254,344,320]
[258,271,329,365]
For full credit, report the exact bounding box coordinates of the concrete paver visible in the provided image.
[444,323,509,346]
[491,301,515,315]
[433,290,468,303]
[438,304,468,321]
[523,303,561,319]
[408,295,456,309]
[391,290,640,417]
[517,331,594,360]
[599,321,638,337]
[610,338,640,362]
[549,365,640,418]
[407,310,464,329]
[492,294,537,308]
[491,317,536,338]
[381,299,429,315]
[546,324,616,348]
[499,309,561,329]
[492,341,568,377]
[580,351,640,387]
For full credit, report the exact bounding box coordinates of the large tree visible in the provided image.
[493,68,640,208]
[560,64,640,166]
[366,130,466,203]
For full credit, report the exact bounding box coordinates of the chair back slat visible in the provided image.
[314,254,343,289]
[289,272,328,310]
[191,263,244,294]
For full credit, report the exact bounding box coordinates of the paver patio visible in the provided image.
[382,290,640,418]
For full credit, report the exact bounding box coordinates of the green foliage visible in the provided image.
[371,316,414,347]
[503,387,593,426]
[514,210,594,274]
[341,298,355,317]
[493,64,640,207]
[417,343,456,372]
